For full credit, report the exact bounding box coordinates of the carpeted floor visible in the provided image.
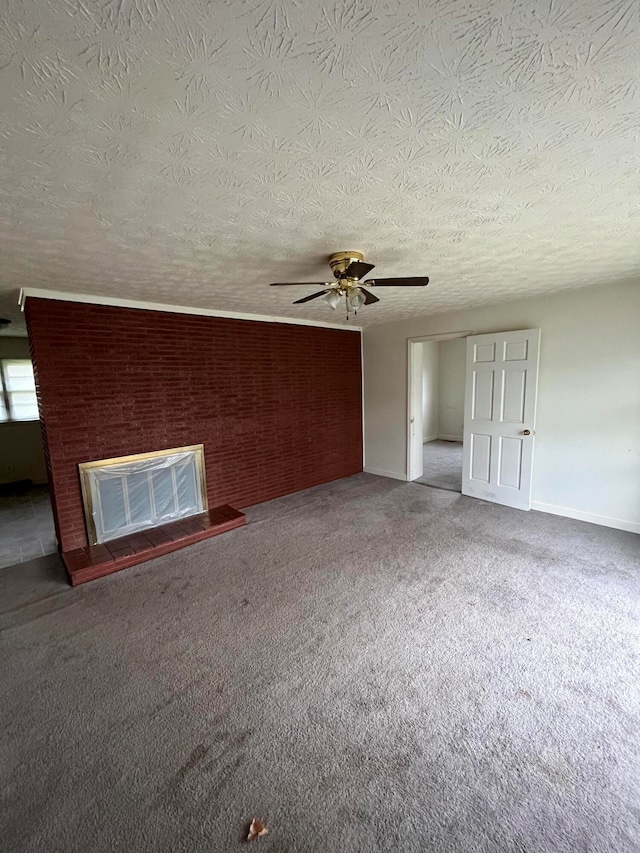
[1,474,639,852]
[416,440,463,492]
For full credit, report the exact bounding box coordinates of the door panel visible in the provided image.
[470,433,491,482]
[474,342,496,362]
[463,329,540,510]
[504,340,528,361]
[498,437,522,488]
[500,369,526,423]
[472,371,495,421]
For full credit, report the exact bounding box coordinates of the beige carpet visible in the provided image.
[1,474,638,852]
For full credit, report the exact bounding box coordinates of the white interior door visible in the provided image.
[462,329,541,510]
[408,342,424,481]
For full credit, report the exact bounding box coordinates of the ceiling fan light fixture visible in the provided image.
[324,289,341,310]
[347,288,365,311]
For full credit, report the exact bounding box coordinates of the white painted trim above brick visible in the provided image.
[531,502,639,534]
[18,288,362,333]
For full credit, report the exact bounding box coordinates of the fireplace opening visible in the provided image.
[79,445,207,545]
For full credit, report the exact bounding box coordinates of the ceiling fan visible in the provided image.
[270,251,429,315]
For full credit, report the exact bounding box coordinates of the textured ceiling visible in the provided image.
[1,0,639,332]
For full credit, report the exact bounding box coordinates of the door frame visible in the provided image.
[406,330,474,482]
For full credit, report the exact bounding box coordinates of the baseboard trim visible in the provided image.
[531,501,639,534]
[438,434,463,442]
[423,434,439,443]
[363,467,407,482]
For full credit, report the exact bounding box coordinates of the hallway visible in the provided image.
[415,439,463,492]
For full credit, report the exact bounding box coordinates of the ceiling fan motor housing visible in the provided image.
[328,251,364,279]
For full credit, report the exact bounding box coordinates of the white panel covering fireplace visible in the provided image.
[79,445,207,545]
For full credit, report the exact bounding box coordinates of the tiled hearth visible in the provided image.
[62,505,245,586]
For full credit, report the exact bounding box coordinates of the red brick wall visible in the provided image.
[25,298,363,552]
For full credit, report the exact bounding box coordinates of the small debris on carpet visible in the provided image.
[247,818,268,842]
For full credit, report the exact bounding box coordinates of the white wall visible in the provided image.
[422,342,439,440]
[363,281,640,533]
[437,337,465,440]
[0,337,47,485]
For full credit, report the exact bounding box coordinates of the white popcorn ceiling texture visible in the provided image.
[0,0,638,331]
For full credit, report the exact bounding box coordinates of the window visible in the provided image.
[0,360,39,422]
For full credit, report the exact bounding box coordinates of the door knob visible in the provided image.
[522,429,531,436]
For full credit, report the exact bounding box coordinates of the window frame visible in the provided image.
[0,359,40,424]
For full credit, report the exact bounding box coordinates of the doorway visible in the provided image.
[408,334,468,492]
[407,329,541,511]
[0,340,55,568]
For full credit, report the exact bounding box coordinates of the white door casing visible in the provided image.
[408,341,424,481]
[406,331,473,482]
[462,329,541,510]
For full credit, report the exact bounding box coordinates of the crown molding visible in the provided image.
[18,288,362,333]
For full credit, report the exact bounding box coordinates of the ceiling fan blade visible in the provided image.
[344,261,375,280]
[365,276,430,287]
[292,290,328,304]
[359,287,380,306]
[270,282,329,287]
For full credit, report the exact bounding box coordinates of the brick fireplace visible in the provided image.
[25,297,363,582]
